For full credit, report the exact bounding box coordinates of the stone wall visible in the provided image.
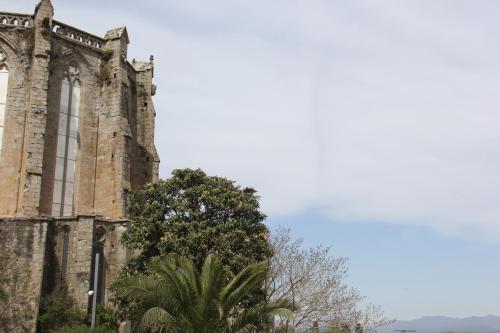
[21,0,54,217]
[0,217,131,332]
[0,16,33,216]
[49,216,131,308]
[0,218,48,333]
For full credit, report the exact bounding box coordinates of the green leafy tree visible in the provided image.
[121,168,273,275]
[114,254,293,333]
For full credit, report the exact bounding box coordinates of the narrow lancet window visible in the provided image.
[0,51,8,157]
[60,225,70,284]
[52,66,80,217]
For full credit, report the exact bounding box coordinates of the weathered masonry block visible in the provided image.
[0,1,160,332]
[0,218,48,332]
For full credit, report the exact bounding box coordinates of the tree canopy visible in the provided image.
[121,168,273,276]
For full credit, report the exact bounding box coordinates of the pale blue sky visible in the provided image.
[268,212,500,320]
[4,0,500,320]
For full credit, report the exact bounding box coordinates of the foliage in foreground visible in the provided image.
[38,289,87,332]
[49,325,116,333]
[37,289,118,333]
[114,254,294,333]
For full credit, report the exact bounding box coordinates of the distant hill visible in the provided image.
[378,315,500,333]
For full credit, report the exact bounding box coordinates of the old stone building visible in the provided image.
[0,0,159,331]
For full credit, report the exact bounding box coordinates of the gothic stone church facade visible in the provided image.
[0,0,159,331]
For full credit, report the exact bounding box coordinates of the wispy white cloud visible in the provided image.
[7,0,500,241]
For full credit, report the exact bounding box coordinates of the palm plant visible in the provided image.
[114,255,293,333]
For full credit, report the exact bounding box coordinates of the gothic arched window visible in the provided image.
[52,66,80,217]
[0,51,8,157]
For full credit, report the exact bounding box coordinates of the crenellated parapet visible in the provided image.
[0,12,33,28]
[0,13,105,52]
[52,20,104,50]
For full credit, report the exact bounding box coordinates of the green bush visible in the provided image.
[95,304,118,329]
[38,289,86,332]
[38,288,119,332]
[49,325,116,333]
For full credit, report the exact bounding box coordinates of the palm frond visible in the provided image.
[115,255,294,333]
[133,306,175,333]
[227,299,295,333]
[220,261,268,314]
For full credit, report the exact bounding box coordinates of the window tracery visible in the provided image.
[52,66,80,217]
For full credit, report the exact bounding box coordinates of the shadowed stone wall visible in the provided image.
[0,219,48,333]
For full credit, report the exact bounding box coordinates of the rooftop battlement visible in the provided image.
[0,10,119,52]
[51,19,105,50]
[0,12,33,28]
[0,7,146,62]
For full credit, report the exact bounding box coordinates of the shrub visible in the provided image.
[49,325,116,333]
[95,304,118,329]
[38,288,119,332]
[38,289,86,332]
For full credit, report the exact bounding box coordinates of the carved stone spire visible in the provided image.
[34,0,54,19]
